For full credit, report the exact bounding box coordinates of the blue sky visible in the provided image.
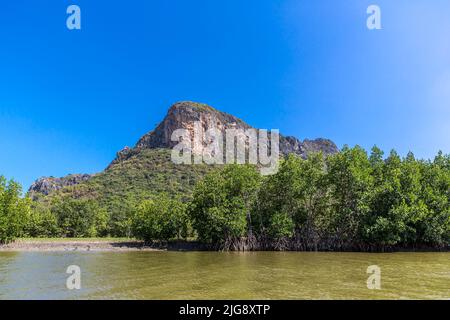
[0,0,449,190]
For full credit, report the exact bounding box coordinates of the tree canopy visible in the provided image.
[1,147,449,251]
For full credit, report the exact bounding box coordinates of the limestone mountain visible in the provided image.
[29,101,338,205]
[109,101,338,168]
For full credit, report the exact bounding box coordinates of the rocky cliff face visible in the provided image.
[28,174,92,199]
[136,102,251,150]
[109,102,253,167]
[109,101,339,166]
[279,136,339,158]
[29,101,339,196]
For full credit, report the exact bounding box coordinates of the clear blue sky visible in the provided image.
[1,0,449,190]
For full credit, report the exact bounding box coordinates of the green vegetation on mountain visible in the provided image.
[35,149,214,204]
[30,148,215,237]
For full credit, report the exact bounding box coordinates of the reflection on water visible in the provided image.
[0,251,448,299]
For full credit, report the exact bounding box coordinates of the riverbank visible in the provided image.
[0,238,208,252]
[1,238,448,252]
[0,239,149,252]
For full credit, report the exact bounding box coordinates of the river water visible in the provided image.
[0,251,448,299]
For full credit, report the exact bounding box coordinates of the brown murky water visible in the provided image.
[0,251,448,299]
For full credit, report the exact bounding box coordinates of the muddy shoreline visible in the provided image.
[0,239,210,252]
[0,240,158,252]
[1,239,448,253]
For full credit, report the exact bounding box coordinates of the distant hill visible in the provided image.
[29,101,338,206]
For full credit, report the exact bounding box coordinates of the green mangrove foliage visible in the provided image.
[188,165,262,249]
[0,147,449,251]
[51,197,109,237]
[131,194,189,241]
[0,176,30,243]
[0,176,31,243]
[189,147,450,250]
[0,175,107,242]
[25,202,59,237]
[253,152,329,249]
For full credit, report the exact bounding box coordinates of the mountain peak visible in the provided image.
[108,101,338,168]
[129,101,250,154]
[169,101,218,113]
[29,101,339,196]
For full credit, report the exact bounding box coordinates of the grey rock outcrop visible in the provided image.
[28,174,92,199]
